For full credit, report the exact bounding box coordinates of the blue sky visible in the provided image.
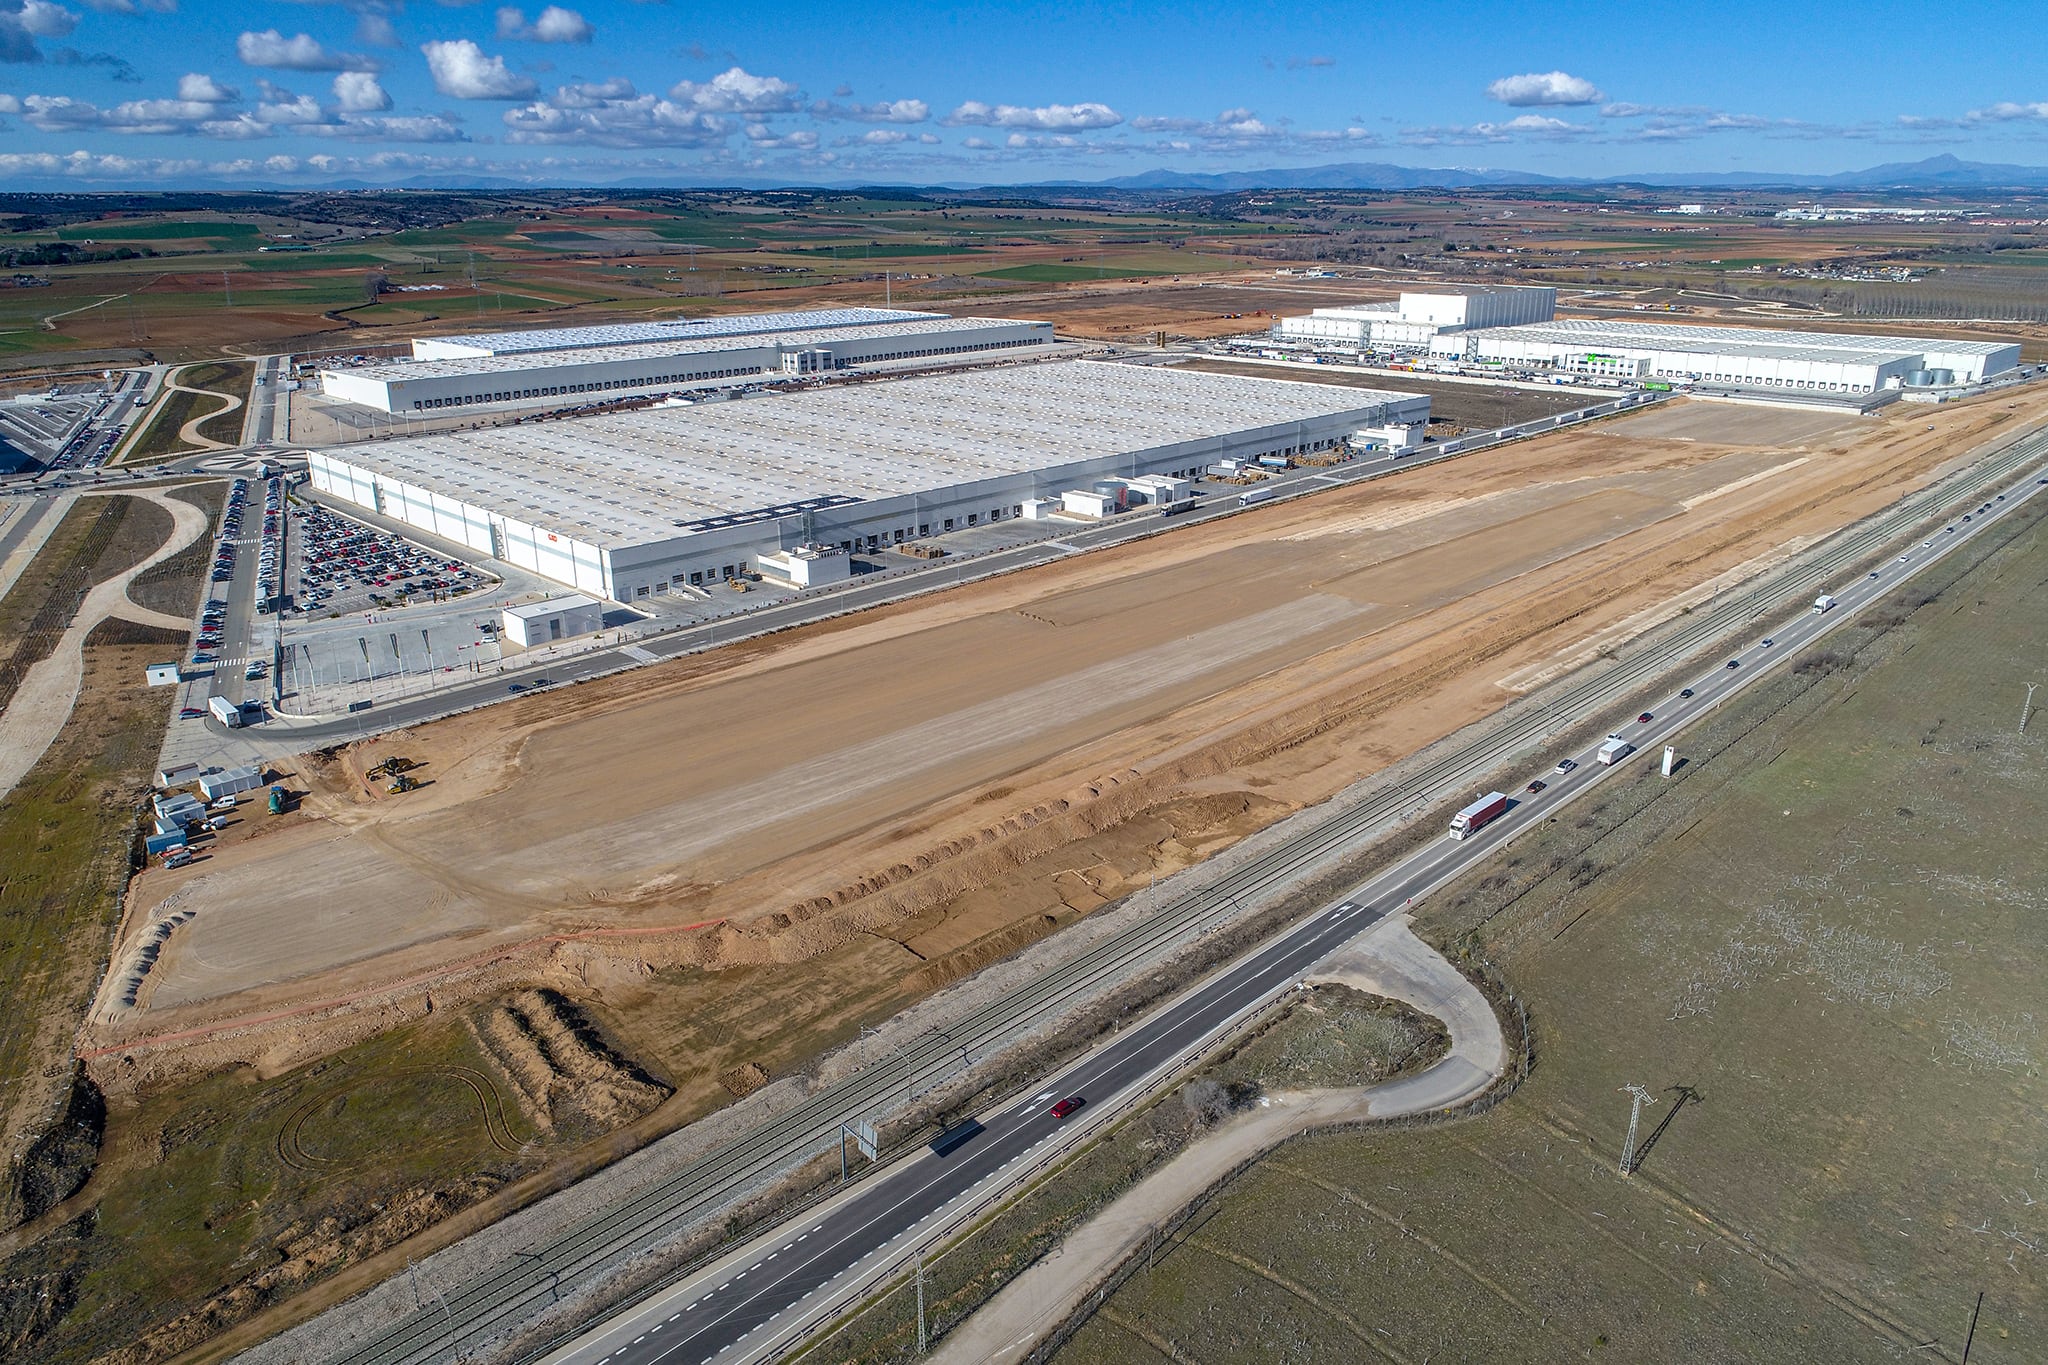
[2,0,2046,187]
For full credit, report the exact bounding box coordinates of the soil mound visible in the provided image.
[468,990,668,1137]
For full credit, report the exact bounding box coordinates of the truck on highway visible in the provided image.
[1238,487,1276,507]
[1813,594,1837,613]
[1448,791,1508,840]
[1597,738,1634,766]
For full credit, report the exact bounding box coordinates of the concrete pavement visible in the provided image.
[933,913,1501,1365]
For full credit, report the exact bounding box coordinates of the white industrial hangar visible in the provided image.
[1429,319,2020,394]
[411,306,939,360]
[306,360,1428,603]
[320,316,1055,415]
[1275,287,1557,349]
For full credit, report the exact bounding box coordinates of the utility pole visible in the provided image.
[1619,1083,1658,1177]
[222,271,232,308]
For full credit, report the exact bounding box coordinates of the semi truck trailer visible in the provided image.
[1449,791,1509,840]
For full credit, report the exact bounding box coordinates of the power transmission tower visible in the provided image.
[914,1248,927,1353]
[1618,1083,1657,1177]
[2021,683,2037,734]
[222,271,232,308]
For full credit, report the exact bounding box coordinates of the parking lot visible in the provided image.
[288,499,493,618]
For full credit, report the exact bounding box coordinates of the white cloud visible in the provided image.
[1970,101,2048,123]
[256,92,324,126]
[503,88,728,146]
[332,70,390,113]
[0,0,77,62]
[309,113,465,143]
[357,14,398,48]
[1401,112,1588,146]
[859,128,907,144]
[176,71,235,103]
[811,97,927,124]
[421,38,536,99]
[1485,70,1604,107]
[547,77,633,108]
[943,99,1120,130]
[236,30,377,73]
[668,66,801,114]
[744,122,817,150]
[495,5,592,43]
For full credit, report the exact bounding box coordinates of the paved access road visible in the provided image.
[532,459,2048,1365]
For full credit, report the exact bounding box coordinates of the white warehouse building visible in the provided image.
[321,316,1055,415]
[1428,319,2021,395]
[306,361,1428,603]
[410,307,942,360]
[1274,287,1556,350]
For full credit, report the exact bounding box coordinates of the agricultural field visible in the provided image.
[11,186,2048,369]
[1061,491,2048,1363]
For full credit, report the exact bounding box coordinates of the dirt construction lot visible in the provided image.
[85,388,2048,1114]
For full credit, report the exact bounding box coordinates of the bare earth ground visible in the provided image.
[78,386,2048,1121]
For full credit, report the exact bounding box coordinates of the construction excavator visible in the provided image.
[366,756,417,781]
[386,773,420,794]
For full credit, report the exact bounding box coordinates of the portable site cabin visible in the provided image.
[145,662,182,687]
[199,765,263,802]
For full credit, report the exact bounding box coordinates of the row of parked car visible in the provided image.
[293,502,485,609]
[210,478,249,585]
[256,477,284,605]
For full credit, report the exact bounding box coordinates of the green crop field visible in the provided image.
[56,220,261,244]
[1065,504,2048,1364]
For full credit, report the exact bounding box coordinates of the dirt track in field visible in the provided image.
[85,386,2048,1095]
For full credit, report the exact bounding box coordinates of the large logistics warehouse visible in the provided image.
[410,307,942,360]
[1428,319,2021,394]
[306,360,1428,602]
[321,316,1056,414]
[1275,287,1556,349]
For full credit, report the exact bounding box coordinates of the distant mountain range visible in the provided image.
[1079,155,2048,193]
[11,153,2048,196]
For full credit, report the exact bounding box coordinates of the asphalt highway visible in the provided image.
[535,454,2048,1365]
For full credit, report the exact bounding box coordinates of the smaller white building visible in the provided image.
[1273,287,1557,351]
[1126,474,1192,505]
[200,765,264,801]
[757,544,851,588]
[1061,489,1118,518]
[145,662,181,687]
[502,594,604,648]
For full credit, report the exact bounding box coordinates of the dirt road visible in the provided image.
[932,914,1503,1365]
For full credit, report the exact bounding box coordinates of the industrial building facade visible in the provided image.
[1427,320,2021,395]
[1273,287,1557,349]
[320,316,1055,415]
[306,361,1428,603]
[410,307,941,360]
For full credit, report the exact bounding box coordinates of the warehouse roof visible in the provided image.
[418,307,941,356]
[312,360,1422,550]
[503,594,602,620]
[1468,318,2015,362]
[349,317,1047,383]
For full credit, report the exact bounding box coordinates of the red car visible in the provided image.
[1637,712,1653,724]
[1049,1096,1084,1120]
